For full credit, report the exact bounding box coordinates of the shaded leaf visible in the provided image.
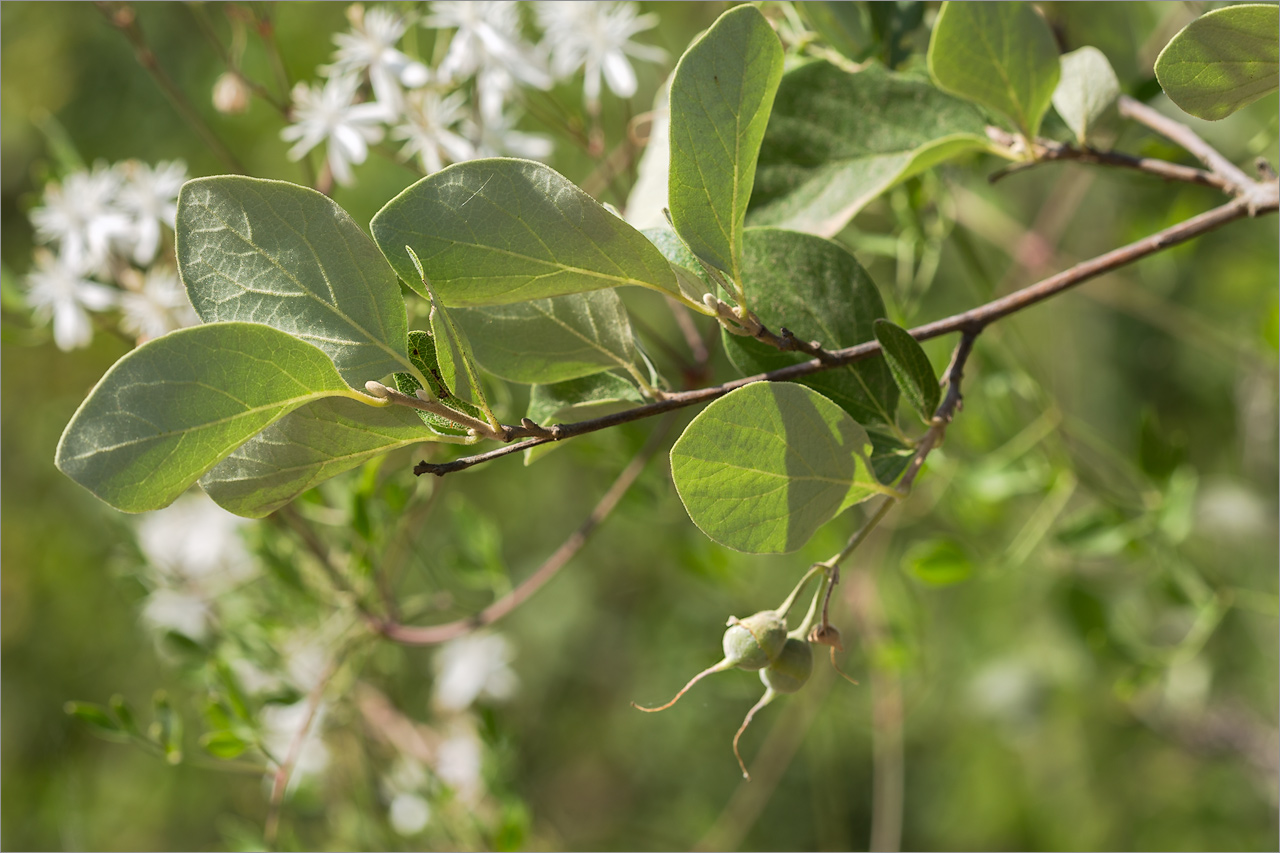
[927,1,1061,138]
[873,318,940,422]
[750,62,991,237]
[56,323,360,513]
[723,228,900,434]
[670,381,882,554]
[1052,46,1121,143]
[641,227,715,305]
[1155,4,1279,121]
[199,397,455,519]
[452,290,644,386]
[176,176,416,388]
[668,4,784,285]
[370,159,691,307]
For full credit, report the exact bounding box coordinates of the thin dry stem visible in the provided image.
[631,659,733,713]
[733,688,777,781]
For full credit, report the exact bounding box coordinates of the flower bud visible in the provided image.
[722,610,787,671]
[760,637,813,695]
[212,72,250,115]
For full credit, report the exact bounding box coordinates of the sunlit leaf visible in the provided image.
[670,381,881,554]
[56,323,360,513]
[370,159,690,306]
[927,1,1060,138]
[1052,47,1121,143]
[1155,4,1279,121]
[668,4,784,285]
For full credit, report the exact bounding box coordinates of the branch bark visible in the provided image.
[416,191,1276,477]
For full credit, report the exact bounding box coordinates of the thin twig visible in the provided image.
[186,4,289,115]
[95,2,245,173]
[378,414,676,645]
[263,657,339,847]
[1118,95,1255,192]
[415,192,1273,477]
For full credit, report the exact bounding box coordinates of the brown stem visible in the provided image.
[263,657,338,847]
[379,414,675,645]
[416,191,1272,477]
[95,2,245,173]
[1118,95,1255,192]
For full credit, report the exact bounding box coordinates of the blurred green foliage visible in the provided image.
[3,2,1277,851]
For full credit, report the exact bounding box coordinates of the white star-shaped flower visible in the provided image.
[23,248,116,350]
[326,4,430,117]
[29,164,133,273]
[535,1,666,108]
[424,1,551,90]
[280,74,387,186]
[119,266,198,342]
[116,160,188,266]
[392,89,476,174]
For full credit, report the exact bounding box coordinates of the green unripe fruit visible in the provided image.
[760,638,813,694]
[723,610,787,671]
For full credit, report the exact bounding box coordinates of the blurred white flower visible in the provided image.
[141,587,214,642]
[432,633,517,712]
[116,160,187,265]
[282,636,331,694]
[119,266,198,341]
[536,1,666,107]
[135,492,254,641]
[425,1,551,90]
[384,757,432,835]
[435,726,484,803]
[29,164,133,273]
[389,791,432,835]
[136,492,252,587]
[392,89,476,174]
[327,4,430,116]
[261,699,330,786]
[468,109,553,161]
[281,74,387,186]
[23,247,116,350]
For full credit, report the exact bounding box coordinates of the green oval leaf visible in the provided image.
[200,729,250,760]
[370,158,686,307]
[750,61,992,237]
[904,538,974,586]
[1155,4,1279,121]
[56,323,358,513]
[723,228,899,435]
[668,3,784,285]
[670,382,880,554]
[873,319,940,423]
[452,290,643,386]
[199,397,456,519]
[1052,46,1121,144]
[64,701,131,743]
[927,1,1061,139]
[176,176,415,388]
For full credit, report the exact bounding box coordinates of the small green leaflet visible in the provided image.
[873,319,940,423]
[392,329,485,436]
[1052,47,1121,144]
